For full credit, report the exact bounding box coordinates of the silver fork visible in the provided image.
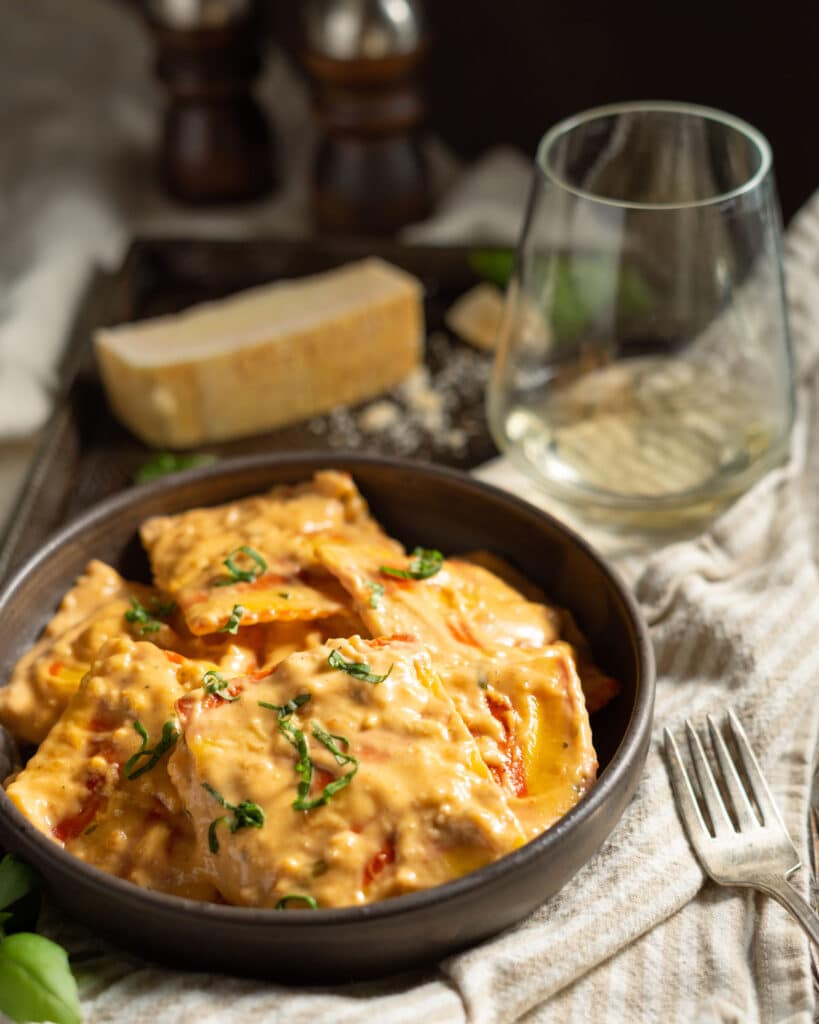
[664,710,819,947]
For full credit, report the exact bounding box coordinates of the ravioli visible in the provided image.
[0,561,266,745]
[140,471,397,635]
[317,541,599,834]
[6,638,217,900]
[169,636,525,909]
[316,541,562,656]
[0,561,159,745]
[440,645,597,838]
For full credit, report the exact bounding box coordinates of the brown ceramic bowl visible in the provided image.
[0,453,654,981]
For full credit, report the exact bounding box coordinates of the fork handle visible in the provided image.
[755,875,819,948]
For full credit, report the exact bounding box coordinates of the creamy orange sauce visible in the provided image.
[0,560,319,746]
[2,470,619,909]
[6,638,217,899]
[315,540,599,835]
[140,471,398,635]
[169,636,524,908]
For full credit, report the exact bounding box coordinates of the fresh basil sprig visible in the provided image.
[0,855,81,1024]
[215,546,267,586]
[202,670,239,702]
[124,719,180,780]
[275,893,318,910]
[379,547,444,581]
[124,596,175,635]
[202,783,265,853]
[327,648,392,684]
[218,604,246,634]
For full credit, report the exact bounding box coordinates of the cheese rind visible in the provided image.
[94,258,424,447]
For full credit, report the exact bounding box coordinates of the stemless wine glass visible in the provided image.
[488,102,795,533]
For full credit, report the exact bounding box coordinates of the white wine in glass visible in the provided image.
[488,102,794,533]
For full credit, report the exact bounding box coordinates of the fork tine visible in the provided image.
[706,714,760,829]
[726,710,789,832]
[685,720,734,835]
[663,727,711,856]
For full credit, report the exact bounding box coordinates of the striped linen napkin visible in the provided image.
[48,196,819,1023]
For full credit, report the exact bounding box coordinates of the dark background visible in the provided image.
[272,2,819,223]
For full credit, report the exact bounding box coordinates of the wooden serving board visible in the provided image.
[0,237,500,582]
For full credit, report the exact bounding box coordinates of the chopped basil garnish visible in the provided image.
[124,720,180,780]
[278,591,291,599]
[312,723,353,764]
[202,669,239,702]
[327,648,392,684]
[278,718,314,809]
[202,783,265,853]
[124,596,174,635]
[258,693,311,718]
[219,604,246,634]
[290,722,358,812]
[379,547,444,581]
[367,581,384,609]
[263,696,359,812]
[477,669,489,690]
[215,546,267,586]
[276,893,318,910]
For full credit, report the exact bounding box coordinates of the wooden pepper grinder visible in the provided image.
[144,0,275,204]
[303,0,430,234]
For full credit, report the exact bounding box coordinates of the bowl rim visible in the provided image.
[0,451,655,927]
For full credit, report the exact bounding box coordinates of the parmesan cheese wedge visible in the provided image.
[94,258,424,448]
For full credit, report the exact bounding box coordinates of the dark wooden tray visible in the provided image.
[0,237,500,582]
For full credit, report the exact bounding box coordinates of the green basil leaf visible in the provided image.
[468,247,515,289]
[258,693,311,719]
[275,893,318,910]
[379,547,443,581]
[311,723,356,767]
[202,784,264,851]
[0,856,40,914]
[215,546,268,587]
[123,719,179,780]
[123,597,174,636]
[327,649,392,684]
[0,932,81,1024]
[230,801,265,832]
[202,670,239,702]
[218,604,246,634]
[134,452,217,485]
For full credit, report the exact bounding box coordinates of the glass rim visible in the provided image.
[537,100,773,211]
